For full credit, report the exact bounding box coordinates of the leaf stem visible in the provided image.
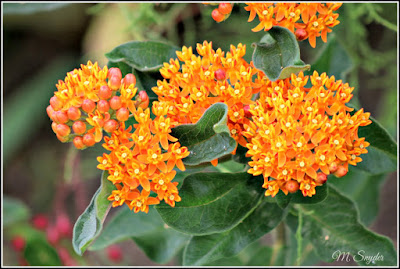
[296,209,303,266]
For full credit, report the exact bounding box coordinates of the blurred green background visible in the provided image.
[2,2,397,266]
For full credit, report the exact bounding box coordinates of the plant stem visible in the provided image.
[270,221,286,265]
[296,209,303,266]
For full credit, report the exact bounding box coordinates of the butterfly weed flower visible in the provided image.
[242,3,342,48]
[244,71,371,197]
[154,41,265,165]
[47,61,140,149]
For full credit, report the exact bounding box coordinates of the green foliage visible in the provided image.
[252,26,310,81]
[24,238,62,266]
[90,207,189,264]
[72,172,116,256]
[171,103,237,166]
[183,199,286,265]
[286,185,397,266]
[156,172,264,235]
[105,41,179,72]
[3,196,30,227]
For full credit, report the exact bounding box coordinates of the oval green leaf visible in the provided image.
[72,171,116,256]
[171,102,237,166]
[105,41,180,72]
[90,207,189,264]
[24,238,62,266]
[156,172,264,236]
[252,26,310,82]
[3,196,30,227]
[275,183,328,208]
[183,199,287,265]
[286,185,397,266]
[306,35,353,81]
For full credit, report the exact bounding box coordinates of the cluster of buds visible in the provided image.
[208,3,234,23]
[46,61,149,150]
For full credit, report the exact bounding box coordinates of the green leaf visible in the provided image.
[286,185,397,266]
[3,3,71,15]
[72,171,116,256]
[90,207,189,264]
[171,103,237,166]
[3,196,30,227]
[105,41,180,72]
[133,225,190,264]
[252,26,310,81]
[24,238,61,266]
[355,114,397,175]
[156,172,264,236]
[275,184,328,208]
[329,170,387,226]
[183,199,286,265]
[306,35,353,81]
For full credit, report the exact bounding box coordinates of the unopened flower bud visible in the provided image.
[51,122,58,133]
[56,213,72,238]
[98,85,112,100]
[82,99,96,113]
[136,91,149,109]
[50,96,63,110]
[32,214,49,231]
[73,136,85,149]
[97,100,110,113]
[244,105,251,117]
[107,245,123,263]
[104,120,119,133]
[286,180,299,193]
[295,28,308,41]
[46,225,60,245]
[67,106,81,121]
[316,172,328,185]
[122,73,136,87]
[57,134,69,142]
[55,111,69,124]
[83,133,96,147]
[56,124,71,137]
[218,3,233,15]
[72,121,86,135]
[212,8,225,22]
[109,96,122,110]
[108,75,122,91]
[214,69,226,80]
[108,67,122,81]
[116,107,129,122]
[47,105,56,120]
[334,165,348,178]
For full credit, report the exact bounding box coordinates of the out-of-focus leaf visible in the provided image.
[286,185,397,266]
[183,199,286,265]
[3,56,76,163]
[171,103,237,166]
[156,172,264,235]
[252,26,310,81]
[3,3,71,15]
[72,172,116,256]
[329,170,387,226]
[3,196,30,227]
[105,41,179,72]
[354,114,397,175]
[24,238,61,266]
[306,35,353,81]
[275,184,328,209]
[90,207,189,264]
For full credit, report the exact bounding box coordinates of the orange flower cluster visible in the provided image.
[244,71,371,197]
[153,41,264,164]
[98,108,190,213]
[244,3,342,47]
[46,61,143,149]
